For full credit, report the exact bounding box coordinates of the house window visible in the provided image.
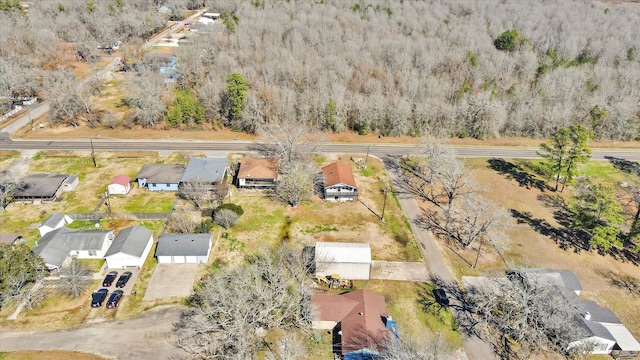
[151,183,157,187]
[88,250,97,256]
[166,183,170,186]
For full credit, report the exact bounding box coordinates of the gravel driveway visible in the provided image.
[0,305,187,360]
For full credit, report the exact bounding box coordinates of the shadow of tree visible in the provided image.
[537,193,573,228]
[606,156,640,177]
[487,158,548,191]
[510,209,590,253]
[596,269,640,295]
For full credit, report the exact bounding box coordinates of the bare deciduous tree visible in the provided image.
[0,170,24,211]
[168,208,198,234]
[464,271,593,359]
[214,208,239,230]
[58,259,92,298]
[125,68,167,128]
[275,160,318,208]
[171,246,314,359]
[379,332,455,360]
[259,121,324,166]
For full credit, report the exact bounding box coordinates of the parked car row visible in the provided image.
[102,271,132,288]
[91,289,124,308]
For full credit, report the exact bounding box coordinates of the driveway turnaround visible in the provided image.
[144,264,198,301]
[0,305,187,360]
[370,261,430,282]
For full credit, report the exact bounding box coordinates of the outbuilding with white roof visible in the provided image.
[315,242,371,280]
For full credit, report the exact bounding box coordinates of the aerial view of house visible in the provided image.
[322,162,358,202]
[237,157,279,188]
[107,174,132,195]
[104,225,154,269]
[135,164,185,191]
[32,227,115,271]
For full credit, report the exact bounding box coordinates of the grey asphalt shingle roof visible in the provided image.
[136,164,185,184]
[14,173,68,199]
[41,213,65,228]
[156,233,212,257]
[32,227,113,268]
[180,157,227,183]
[105,226,153,258]
[515,268,583,293]
[579,300,621,324]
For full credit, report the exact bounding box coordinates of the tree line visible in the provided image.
[3,0,639,141]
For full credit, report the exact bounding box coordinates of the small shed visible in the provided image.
[62,175,79,192]
[315,242,372,280]
[155,233,212,264]
[104,226,154,269]
[38,213,73,237]
[108,174,132,195]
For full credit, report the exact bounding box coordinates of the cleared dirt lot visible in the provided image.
[143,264,198,301]
[370,261,430,282]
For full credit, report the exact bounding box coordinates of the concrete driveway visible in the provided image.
[144,264,198,301]
[371,261,430,282]
[96,269,140,296]
[0,305,187,360]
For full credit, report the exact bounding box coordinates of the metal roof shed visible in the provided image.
[315,242,371,280]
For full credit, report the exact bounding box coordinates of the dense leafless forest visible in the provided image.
[1,0,639,140]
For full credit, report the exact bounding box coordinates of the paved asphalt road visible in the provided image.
[1,137,638,162]
[0,306,187,359]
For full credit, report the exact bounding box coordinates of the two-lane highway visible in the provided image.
[1,137,638,161]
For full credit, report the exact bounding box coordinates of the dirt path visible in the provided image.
[0,305,187,360]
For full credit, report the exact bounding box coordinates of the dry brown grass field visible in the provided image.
[0,350,107,360]
[427,157,640,342]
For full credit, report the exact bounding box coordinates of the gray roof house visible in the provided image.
[180,157,227,185]
[32,227,115,271]
[136,164,185,191]
[13,173,70,203]
[155,233,212,264]
[104,226,154,269]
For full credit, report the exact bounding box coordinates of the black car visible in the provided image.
[102,271,118,287]
[106,290,124,309]
[433,288,449,306]
[91,288,109,308]
[116,271,132,288]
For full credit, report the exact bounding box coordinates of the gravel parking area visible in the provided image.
[370,261,430,282]
[144,264,198,301]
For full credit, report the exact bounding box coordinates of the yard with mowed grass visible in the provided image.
[429,157,640,343]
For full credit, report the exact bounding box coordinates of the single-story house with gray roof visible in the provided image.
[38,213,73,237]
[32,227,115,271]
[136,164,185,191]
[155,233,212,264]
[179,157,227,186]
[104,225,154,269]
[13,173,70,203]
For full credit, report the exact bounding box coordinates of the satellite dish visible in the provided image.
[95,223,100,230]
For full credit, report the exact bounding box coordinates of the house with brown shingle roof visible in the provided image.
[312,289,395,356]
[237,157,279,189]
[322,162,357,202]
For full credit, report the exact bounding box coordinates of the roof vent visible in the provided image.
[358,312,363,316]
[581,311,591,320]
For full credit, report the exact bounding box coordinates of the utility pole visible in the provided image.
[473,238,483,268]
[364,144,371,169]
[90,138,97,167]
[381,183,388,222]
